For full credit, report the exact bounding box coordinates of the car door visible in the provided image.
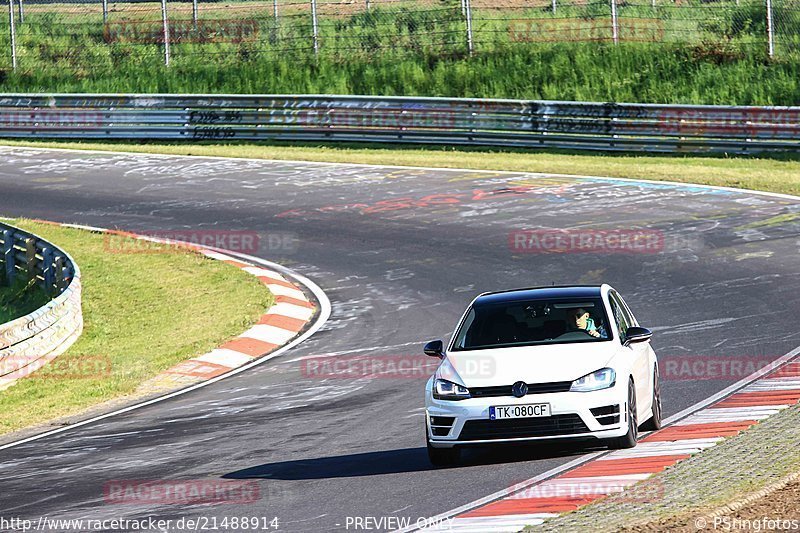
[609,291,650,419]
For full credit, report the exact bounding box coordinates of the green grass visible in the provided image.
[0,0,798,103]
[0,219,273,435]
[0,277,50,324]
[4,139,800,197]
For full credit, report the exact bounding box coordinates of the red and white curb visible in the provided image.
[402,351,800,533]
[0,222,330,452]
[161,249,317,381]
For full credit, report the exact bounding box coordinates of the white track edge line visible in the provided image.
[0,246,331,453]
[393,343,800,533]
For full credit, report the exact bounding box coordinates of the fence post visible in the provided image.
[552,0,556,14]
[16,0,22,24]
[2,230,14,285]
[8,0,17,70]
[41,247,54,294]
[192,0,198,31]
[161,0,170,66]
[464,0,474,55]
[610,0,619,44]
[102,0,107,24]
[54,256,65,292]
[766,0,774,58]
[23,237,35,282]
[311,0,319,55]
[366,0,370,10]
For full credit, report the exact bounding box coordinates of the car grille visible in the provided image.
[469,381,572,398]
[457,414,589,441]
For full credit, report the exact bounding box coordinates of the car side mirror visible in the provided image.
[624,326,652,346]
[424,340,444,358]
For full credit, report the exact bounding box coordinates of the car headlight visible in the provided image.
[570,368,616,392]
[433,379,471,400]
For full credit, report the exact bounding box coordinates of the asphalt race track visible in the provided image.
[1,146,800,532]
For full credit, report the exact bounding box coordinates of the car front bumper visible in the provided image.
[425,380,629,448]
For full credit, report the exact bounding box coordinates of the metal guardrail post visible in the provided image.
[464,0,474,55]
[102,0,108,24]
[54,256,65,292]
[161,0,171,66]
[311,0,319,55]
[192,0,198,31]
[1,230,13,285]
[766,0,774,58]
[611,0,619,44]
[23,237,36,281]
[41,247,54,294]
[8,0,17,70]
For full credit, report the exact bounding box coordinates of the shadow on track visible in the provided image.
[223,442,601,480]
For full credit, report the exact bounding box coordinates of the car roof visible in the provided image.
[473,285,605,307]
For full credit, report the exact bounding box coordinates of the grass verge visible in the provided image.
[4,140,800,197]
[0,219,273,435]
[0,278,50,324]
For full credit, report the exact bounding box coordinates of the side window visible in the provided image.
[618,295,639,327]
[609,293,630,343]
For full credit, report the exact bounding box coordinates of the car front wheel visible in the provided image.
[608,378,638,449]
[426,422,460,466]
[641,368,662,432]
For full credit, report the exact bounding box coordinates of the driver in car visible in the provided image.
[567,308,606,338]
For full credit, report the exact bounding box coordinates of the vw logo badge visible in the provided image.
[512,381,528,398]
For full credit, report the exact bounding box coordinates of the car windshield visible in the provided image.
[451,297,613,351]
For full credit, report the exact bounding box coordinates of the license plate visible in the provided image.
[490,404,551,420]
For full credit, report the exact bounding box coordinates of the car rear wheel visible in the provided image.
[641,368,662,432]
[608,378,638,449]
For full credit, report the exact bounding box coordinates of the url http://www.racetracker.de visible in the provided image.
[0,515,282,532]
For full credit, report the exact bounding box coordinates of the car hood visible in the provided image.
[439,342,618,388]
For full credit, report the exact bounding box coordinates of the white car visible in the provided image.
[424,284,661,466]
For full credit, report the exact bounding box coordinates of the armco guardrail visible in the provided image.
[0,94,799,154]
[0,221,83,383]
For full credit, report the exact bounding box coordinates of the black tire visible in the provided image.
[426,421,460,466]
[641,368,662,432]
[427,440,460,467]
[608,378,638,449]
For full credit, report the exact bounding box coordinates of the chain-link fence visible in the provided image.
[0,0,797,72]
